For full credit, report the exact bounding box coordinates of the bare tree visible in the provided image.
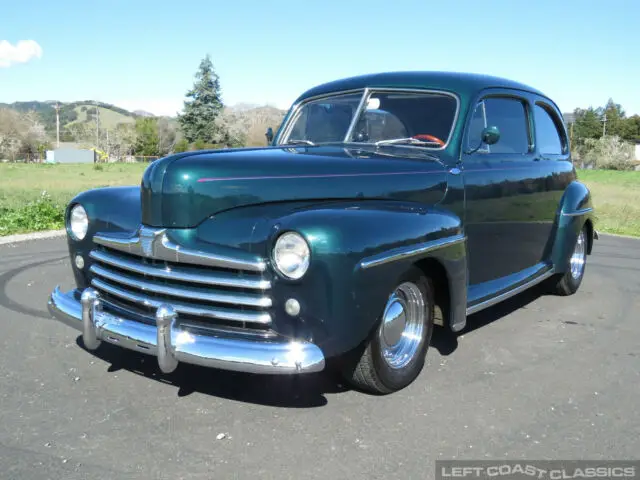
[107,123,137,161]
[0,109,49,161]
[157,117,177,155]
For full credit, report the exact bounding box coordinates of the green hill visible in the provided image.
[0,100,138,133]
[67,105,135,130]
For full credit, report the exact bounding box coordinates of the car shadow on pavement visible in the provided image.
[75,336,348,408]
[430,285,544,356]
[75,285,544,406]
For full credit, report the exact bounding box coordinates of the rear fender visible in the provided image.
[550,181,595,273]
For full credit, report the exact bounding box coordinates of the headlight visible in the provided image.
[273,232,310,280]
[69,204,89,240]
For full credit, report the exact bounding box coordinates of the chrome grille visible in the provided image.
[88,228,272,329]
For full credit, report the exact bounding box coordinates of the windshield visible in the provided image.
[279,90,458,149]
[283,93,363,144]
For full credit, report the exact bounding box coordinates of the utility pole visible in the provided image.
[96,103,100,148]
[570,122,574,147]
[602,112,607,137]
[53,103,61,148]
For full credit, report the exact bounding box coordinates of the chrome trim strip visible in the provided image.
[91,279,272,325]
[94,227,266,272]
[466,267,555,316]
[48,287,325,374]
[561,207,593,217]
[90,264,272,308]
[89,250,271,290]
[359,234,466,270]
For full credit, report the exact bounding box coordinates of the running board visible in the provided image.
[466,268,555,316]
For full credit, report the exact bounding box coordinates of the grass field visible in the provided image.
[0,163,146,209]
[0,164,638,237]
[0,163,146,235]
[576,169,640,237]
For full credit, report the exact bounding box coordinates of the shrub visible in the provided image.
[0,191,65,235]
[193,139,221,150]
[577,136,635,170]
[174,138,189,153]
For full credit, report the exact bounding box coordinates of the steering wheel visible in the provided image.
[411,134,445,147]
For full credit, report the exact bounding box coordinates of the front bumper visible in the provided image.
[48,286,325,375]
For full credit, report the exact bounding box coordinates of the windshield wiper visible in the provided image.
[284,139,315,146]
[374,137,438,147]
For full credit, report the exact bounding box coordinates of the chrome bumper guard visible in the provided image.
[48,286,325,375]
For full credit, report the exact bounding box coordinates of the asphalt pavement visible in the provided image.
[0,235,638,479]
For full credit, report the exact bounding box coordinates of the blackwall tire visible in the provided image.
[551,225,588,296]
[345,267,434,394]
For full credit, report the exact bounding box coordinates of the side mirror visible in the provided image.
[265,127,274,145]
[466,125,500,154]
[481,126,500,145]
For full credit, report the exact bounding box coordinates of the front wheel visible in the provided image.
[551,225,588,296]
[344,267,434,394]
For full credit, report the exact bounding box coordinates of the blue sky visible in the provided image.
[1,0,638,116]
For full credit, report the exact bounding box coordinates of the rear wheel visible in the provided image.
[551,225,588,296]
[345,268,434,394]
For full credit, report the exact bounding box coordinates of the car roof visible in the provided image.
[294,71,546,103]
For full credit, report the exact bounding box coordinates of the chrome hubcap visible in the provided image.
[570,230,587,280]
[378,282,426,369]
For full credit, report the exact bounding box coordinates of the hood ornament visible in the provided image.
[138,226,166,258]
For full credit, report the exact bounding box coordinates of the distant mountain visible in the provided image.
[225,105,287,146]
[0,99,288,146]
[228,102,261,112]
[133,110,155,117]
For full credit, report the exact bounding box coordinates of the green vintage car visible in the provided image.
[48,71,595,394]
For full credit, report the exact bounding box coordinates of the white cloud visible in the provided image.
[0,40,43,68]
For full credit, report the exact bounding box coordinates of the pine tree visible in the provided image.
[600,98,626,138]
[573,107,603,141]
[178,55,224,143]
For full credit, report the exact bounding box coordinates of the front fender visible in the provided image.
[550,180,595,273]
[251,201,466,357]
[65,186,141,288]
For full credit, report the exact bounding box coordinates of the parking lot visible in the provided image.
[1,234,638,479]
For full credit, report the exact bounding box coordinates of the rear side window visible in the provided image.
[467,97,530,154]
[534,104,564,155]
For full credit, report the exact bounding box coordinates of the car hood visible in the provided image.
[140,145,449,228]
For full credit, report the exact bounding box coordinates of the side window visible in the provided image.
[467,97,530,154]
[534,104,564,155]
